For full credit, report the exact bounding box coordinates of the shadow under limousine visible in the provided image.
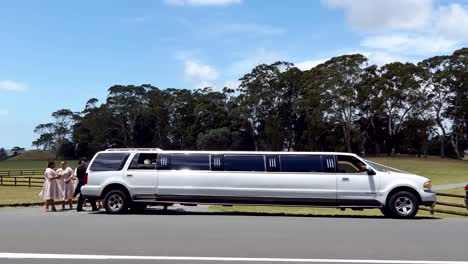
[90,206,439,220]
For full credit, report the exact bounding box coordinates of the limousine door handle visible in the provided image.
[341,177,350,182]
[126,174,133,177]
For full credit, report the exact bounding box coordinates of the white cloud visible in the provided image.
[295,59,327,70]
[184,60,219,87]
[0,80,28,91]
[295,50,415,70]
[361,34,458,55]
[322,0,432,32]
[365,51,415,66]
[322,0,468,57]
[164,0,241,7]
[223,79,240,89]
[435,3,468,41]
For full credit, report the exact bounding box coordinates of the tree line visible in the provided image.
[33,48,468,159]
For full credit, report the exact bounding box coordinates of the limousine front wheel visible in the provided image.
[104,190,129,214]
[388,191,419,219]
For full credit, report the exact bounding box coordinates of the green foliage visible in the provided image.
[0,148,8,161]
[197,127,231,150]
[32,48,468,159]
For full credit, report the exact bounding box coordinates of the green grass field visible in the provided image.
[0,186,43,205]
[367,156,468,185]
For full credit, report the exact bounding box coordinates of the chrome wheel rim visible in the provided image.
[108,194,123,212]
[394,196,414,215]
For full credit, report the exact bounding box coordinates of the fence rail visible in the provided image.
[421,191,468,217]
[0,169,44,187]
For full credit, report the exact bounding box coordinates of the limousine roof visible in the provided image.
[103,148,358,156]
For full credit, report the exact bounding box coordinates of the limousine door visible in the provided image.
[335,155,379,206]
[125,153,158,200]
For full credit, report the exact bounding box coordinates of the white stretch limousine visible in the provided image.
[81,149,436,218]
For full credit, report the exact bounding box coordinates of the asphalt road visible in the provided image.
[0,206,467,264]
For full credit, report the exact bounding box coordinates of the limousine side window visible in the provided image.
[171,154,210,170]
[224,155,265,172]
[211,155,224,171]
[280,155,322,172]
[337,155,367,173]
[129,153,158,170]
[90,153,130,172]
[156,154,171,170]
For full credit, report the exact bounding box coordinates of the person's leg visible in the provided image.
[62,200,65,210]
[77,193,85,211]
[44,200,49,211]
[89,198,98,211]
[68,199,73,209]
[50,200,56,211]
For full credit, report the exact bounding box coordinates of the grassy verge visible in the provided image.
[209,188,467,218]
[0,186,43,205]
[367,156,468,185]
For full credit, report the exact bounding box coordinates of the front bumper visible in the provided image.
[421,190,437,207]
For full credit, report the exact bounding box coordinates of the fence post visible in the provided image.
[28,177,31,188]
[14,177,17,186]
[0,176,2,185]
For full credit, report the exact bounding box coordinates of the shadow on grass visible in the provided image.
[90,207,440,220]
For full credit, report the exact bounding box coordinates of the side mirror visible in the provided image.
[365,165,376,176]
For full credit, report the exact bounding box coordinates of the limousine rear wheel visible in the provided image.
[104,190,129,214]
[388,191,419,219]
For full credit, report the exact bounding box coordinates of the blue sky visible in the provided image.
[1,0,468,149]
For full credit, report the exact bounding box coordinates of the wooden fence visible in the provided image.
[0,170,44,187]
[421,191,468,216]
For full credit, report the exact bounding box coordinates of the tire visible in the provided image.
[103,190,129,214]
[131,203,148,213]
[388,191,419,219]
[380,206,394,218]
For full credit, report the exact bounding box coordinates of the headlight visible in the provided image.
[423,181,432,189]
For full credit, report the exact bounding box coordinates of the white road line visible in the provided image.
[0,253,467,264]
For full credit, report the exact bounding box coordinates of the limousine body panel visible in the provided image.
[157,170,336,200]
[81,149,436,218]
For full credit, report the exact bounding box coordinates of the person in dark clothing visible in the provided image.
[74,158,97,212]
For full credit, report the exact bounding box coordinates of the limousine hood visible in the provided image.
[385,171,431,188]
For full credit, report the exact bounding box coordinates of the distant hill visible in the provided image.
[9,150,55,161]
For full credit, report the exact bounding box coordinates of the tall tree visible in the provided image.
[238,61,295,150]
[419,55,453,158]
[311,54,369,152]
[446,48,468,159]
[0,148,8,160]
[375,62,428,155]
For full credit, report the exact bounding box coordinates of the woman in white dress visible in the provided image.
[38,161,62,212]
[57,161,75,210]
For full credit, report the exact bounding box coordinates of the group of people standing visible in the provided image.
[39,157,98,212]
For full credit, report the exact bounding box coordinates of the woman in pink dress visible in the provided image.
[57,161,75,210]
[38,161,62,212]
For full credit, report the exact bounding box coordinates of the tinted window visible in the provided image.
[129,153,158,170]
[224,155,265,172]
[90,153,129,172]
[266,155,280,172]
[211,155,224,171]
[280,155,322,172]
[171,154,210,170]
[156,154,171,170]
